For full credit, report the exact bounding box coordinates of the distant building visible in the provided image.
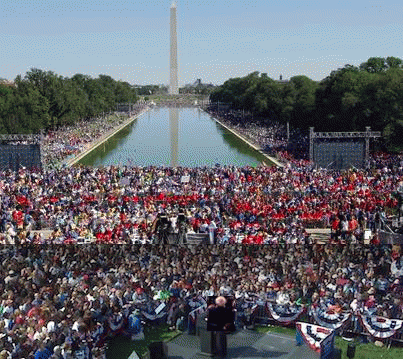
[276,74,289,84]
[180,80,215,94]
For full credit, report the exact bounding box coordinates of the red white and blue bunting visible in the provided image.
[267,303,306,325]
[296,322,335,355]
[141,310,167,321]
[358,312,403,339]
[311,306,351,331]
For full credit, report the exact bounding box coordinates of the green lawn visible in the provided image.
[105,325,180,359]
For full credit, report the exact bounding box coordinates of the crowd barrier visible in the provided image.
[185,232,210,245]
[379,229,403,245]
[52,294,403,356]
[187,299,403,345]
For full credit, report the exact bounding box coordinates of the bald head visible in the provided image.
[215,296,227,307]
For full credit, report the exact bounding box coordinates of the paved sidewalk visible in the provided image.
[166,330,319,359]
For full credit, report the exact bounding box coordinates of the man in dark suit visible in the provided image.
[207,296,235,357]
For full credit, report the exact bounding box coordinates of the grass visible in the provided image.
[148,93,209,104]
[256,325,403,359]
[105,324,180,359]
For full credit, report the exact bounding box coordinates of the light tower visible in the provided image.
[169,2,179,95]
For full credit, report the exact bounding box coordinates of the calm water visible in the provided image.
[79,107,270,167]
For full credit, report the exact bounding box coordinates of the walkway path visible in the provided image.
[166,330,318,359]
[203,109,284,167]
[66,107,150,167]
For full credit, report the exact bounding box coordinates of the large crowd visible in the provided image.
[206,108,310,162]
[0,156,402,245]
[207,109,289,152]
[1,105,403,358]
[1,243,403,358]
[41,106,147,168]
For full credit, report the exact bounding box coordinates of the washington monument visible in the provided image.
[169,2,179,95]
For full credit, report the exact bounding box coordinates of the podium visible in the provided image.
[200,327,214,356]
[199,329,227,357]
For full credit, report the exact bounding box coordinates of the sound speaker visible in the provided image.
[148,341,167,359]
[347,343,356,358]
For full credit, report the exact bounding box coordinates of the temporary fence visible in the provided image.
[296,322,335,359]
[185,299,403,344]
[378,229,403,246]
[185,232,210,245]
[261,301,403,344]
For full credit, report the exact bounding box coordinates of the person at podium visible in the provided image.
[207,296,235,332]
[206,296,235,357]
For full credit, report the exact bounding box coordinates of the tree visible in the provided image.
[115,81,137,103]
[288,75,318,128]
[373,68,403,132]
[314,64,375,131]
[386,56,403,69]
[1,76,50,133]
[280,81,296,125]
[359,57,387,73]
[209,56,403,151]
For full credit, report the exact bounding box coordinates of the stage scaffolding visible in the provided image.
[0,134,43,171]
[309,127,381,170]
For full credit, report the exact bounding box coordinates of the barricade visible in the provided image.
[185,232,210,246]
[378,229,403,245]
[241,300,403,345]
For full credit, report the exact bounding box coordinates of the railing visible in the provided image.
[378,230,403,245]
[249,301,403,344]
[185,232,210,246]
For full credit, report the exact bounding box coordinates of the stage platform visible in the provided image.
[166,329,319,359]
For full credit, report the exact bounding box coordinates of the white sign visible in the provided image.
[181,175,190,183]
[155,302,166,314]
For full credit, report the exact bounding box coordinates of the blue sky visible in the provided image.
[1,0,402,85]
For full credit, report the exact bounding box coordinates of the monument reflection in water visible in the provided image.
[78,107,270,168]
[169,107,179,167]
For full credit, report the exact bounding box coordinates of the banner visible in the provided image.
[141,310,167,321]
[181,175,190,183]
[311,306,351,331]
[296,322,334,355]
[268,303,305,325]
[358,312,403,339]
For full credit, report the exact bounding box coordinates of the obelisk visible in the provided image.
[169,2,179,95]
[169,107,179,167]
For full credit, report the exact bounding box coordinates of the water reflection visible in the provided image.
[78,108,271,168]
[169,107,179,167]
[78,121,137,167]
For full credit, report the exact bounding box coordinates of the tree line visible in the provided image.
[0,68,138,134]
[210,57,403,150]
